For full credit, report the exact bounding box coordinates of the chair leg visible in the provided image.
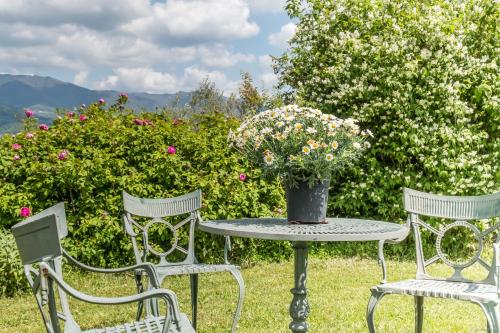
[414,296,424,333]
[135,273,144,321]
[190,273,199,330]
[478,302,499,333]
[227,267,245,333]
[366,290,385,333]
[147,274,168,318]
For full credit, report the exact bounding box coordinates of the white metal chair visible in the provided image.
[123,189,245,332]
[11,202,195,333]
[367,188,500,332]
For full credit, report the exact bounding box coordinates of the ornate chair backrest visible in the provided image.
[404,188,500,284]
[11,203,80,333]
[123,190,202,266]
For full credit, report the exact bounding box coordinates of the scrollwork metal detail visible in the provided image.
[436,220,483,268]
[144,218,178,257]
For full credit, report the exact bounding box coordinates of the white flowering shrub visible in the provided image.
[229,105,371,187]
[276,0,499,222]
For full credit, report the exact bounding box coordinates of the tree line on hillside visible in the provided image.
[0,72,272,135]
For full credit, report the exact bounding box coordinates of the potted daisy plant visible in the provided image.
[229,105,371,224]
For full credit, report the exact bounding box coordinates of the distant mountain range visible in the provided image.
[0,74,191,133]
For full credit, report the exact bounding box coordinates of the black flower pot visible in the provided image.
[285,179,330,224]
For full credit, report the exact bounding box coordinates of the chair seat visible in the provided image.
[154,263,239,277]
[83,314,194,333]
[373,279,499,304]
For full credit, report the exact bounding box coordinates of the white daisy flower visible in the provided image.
[264,154,275,165]
[261,127,272,134]
[306,127,317,134]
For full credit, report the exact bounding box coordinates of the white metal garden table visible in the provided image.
[198,217,409,333]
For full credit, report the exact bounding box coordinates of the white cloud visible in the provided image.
[73,71,88,86]
[0,0,150,30]
[0,45,87,71]
[183,65,238,95]
[259,72,278,89]
[96,66,239,96]
[96,75,119,90]
[268,22,296,49]
[0,23,69,47]
[97,67,178,93]
[198,45,255,68]
[246,0,286,13]
[122,0,259,44]
[259,54,274,69]
[258,55,278,89]
[54,29,198,67]
[0,23,198,71]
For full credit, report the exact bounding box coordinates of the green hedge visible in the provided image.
[0,100,287,270]
[0,228,28,296]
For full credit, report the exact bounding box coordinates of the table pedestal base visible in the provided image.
[289,241,310,333]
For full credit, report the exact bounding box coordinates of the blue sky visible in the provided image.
[0,0,294,95]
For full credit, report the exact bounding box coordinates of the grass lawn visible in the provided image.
[0,257,488,332]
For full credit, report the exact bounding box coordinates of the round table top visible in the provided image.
[198,218,408,242]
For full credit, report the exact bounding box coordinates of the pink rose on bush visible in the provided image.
[133,118,154,126]
[67,111,74,118]
[119,93,128,101]
[25,132,34,139]
[58,150,69,160]
[24,109,33,118]
[79,114,87,121]
[12,143,21,150]
[167,146,176,154]
[13,155,20,161]
[239,173,247,181]
[39,124,49,131]
[19,207,31,217]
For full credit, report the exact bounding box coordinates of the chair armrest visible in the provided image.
[38,262,181,332]
[378,225,411,284]
[62,249,160,288]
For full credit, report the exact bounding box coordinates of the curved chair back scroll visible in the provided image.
[123,190,202,266]
[404,188,500,283]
